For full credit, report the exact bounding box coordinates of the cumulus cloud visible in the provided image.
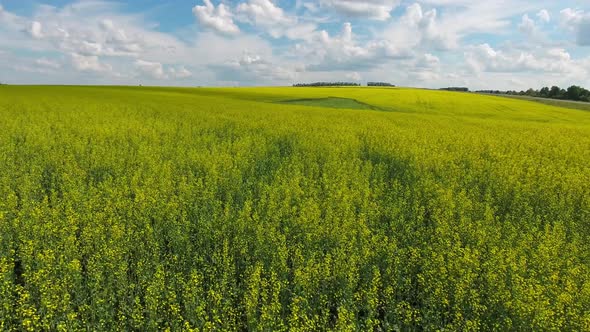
[134,60,193,80]
[415,53,440,69]
[465,44,584,76]
[99,19,143,54]
[29,21,43,39]
[171,65,193,79]
[71,53,112,72]
[1,0,590,89]
[13,3,184,60]
[518,9,555,39]
[537,9,550,23]
[237,0,293,27]
[211,51,300,83]
[169,67,193,79]
[35,58,61,69]
[0,4,26,31]
[296,1,319,13]
[134,59,166,79]
[518,14,536,35]
[236,0,316,40]
[319,0,401,21]
[346,72,361,81]
[405,4,455,49]
[12,64,51,74]
[466,44,528,73]
[560,8,584,26]
[408,53,440,81]
[193,0,240,36]
[0,2,201,81]
[298,22,411,72]
[379,3,456,54]
[11,56,63,74]
[382,1,544,55]
[560,8,590,46]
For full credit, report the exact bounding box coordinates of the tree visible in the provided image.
[549,86,563,99]
[566,86,583,101]
[476,85,589,103]
[368,82,395,87]
[440,87,469,92]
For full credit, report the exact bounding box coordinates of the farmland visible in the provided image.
[0,85,589,331]
[498,94,590,112]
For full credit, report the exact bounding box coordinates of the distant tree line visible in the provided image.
[293,82,361,87]
[476,85,590,102]
[293,82,397,87]
[440,87,469,92]
[367,82,395,87]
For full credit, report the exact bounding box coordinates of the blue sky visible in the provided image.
[0,0,589,89]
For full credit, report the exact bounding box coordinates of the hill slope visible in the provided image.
[0,86,589,330]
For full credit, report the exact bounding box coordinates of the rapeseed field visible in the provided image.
[0,85,589,331]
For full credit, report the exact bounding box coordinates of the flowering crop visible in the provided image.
[0,85,589,330]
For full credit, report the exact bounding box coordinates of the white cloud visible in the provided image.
[187,32,275,68]
[546,48,571,62]
[560,8,590,46]
[380,3,456,53]
[465,43,584,76]
[169,66,193,79]
[519,14,536,35]
[236,0,316,40]
[135,60,194,80]
[296,1,319,13]
[29,21,43,39]
[237,0,293,27]
[416,53,440,69]
[0,2,201,81]
[297,22,411,72]
[193,0,240,36]
[283,23,319,41]
[1,0,590,89]
[13,3,185,60]
[560,8,584,26]
[466,44,529,73]
[99,19,143,54]
[537,9,550,23]
[408,53,441,81]
[0,6,27,35]
[346,72,361,81]
[71,53,112,72]
[212,51,300,83]
[12,57,63,75]
[407,4,455,49]
[134,59,167,79]
[383,1,543,54]
[13,64,53,74]
[519,9,556,40]
[36,58,61,69]
[1,2,255,85]
[319,0,401,21]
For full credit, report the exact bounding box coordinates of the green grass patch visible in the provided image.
[277,97,384,111]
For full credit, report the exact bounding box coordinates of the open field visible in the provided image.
[0,85,589,331]
[479,93,590,112]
